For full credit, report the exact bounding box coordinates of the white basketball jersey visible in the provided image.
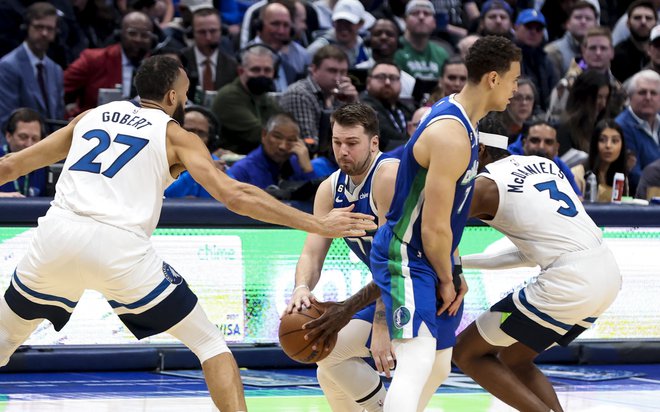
[481,155,602,268]
[53,101,175,237]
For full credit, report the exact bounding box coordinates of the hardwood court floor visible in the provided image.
[1,364,659,411]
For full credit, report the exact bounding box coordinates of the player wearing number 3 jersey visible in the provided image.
[0,56,377,412]
[453,140,622,412]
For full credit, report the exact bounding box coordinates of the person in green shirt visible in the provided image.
[394,0,449,81]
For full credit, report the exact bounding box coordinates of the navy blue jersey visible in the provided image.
[331,152,398,266]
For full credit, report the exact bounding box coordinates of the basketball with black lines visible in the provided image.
[278,304,337,363]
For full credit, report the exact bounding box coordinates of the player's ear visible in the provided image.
[488,71,499,89]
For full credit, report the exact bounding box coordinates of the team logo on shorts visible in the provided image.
[162,262,183,285]
[393,307,411,329]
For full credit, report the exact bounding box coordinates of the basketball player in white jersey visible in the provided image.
[452,133,622,412]
[0,56,377,412]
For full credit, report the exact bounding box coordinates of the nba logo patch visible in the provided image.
[162,262,183,285]
[393,307,411,329]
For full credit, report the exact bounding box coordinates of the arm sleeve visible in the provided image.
[462,244,536,270]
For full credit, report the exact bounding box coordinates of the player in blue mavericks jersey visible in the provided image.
[368,36,522,412]
[286,103,398,411]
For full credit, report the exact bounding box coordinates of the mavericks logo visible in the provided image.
[393,307,411,329]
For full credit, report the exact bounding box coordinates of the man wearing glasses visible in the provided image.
[360,62,414,152]
[64,12,155,114]
[180,8,238,101]
[0,2,64,137]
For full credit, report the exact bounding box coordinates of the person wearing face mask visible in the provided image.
[212,45,282,155]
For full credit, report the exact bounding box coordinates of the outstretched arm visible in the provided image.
[462,245,535,269]
[167,123,377,238]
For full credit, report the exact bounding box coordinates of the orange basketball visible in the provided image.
[279,303,338,364]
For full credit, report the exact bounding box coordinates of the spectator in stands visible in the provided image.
[508,119,583,196]
[306,0,371,68]
[394,0,448,81]
[165,106,226,198]
[279,45,358,146]
[556,70,611,157]
[513,9,559,111]
[612,0,657,82]
[162,0,212,50]
[360,62,414,151]
[64,11,154,114]
[573,119,630,202]
[545,1,599,77]
[180,8,239,102]
[645,25,660,76]
[0,108,47,198]
[212,45,281,155]
[456,34,480,60]
[476,0,513,38]
[356,18,416,99]
[247,2,310,92]
[438,56,467,97]
[494,78,537,143]
[548,27,625,121]
[0,3,64,135]
[636,157,660,199]
[71,0,121,50]
[227,113,316,189]
[615,69,660,193]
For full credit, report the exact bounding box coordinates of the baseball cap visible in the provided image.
[405,0,435,16]
[481,0,513,18]
[332,0,365,24]
[515,9,546,27]
[179,0,215,13]
[651,25,660,43]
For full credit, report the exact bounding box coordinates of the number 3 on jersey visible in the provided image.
[69,129,149,178]
[534,180,578,217]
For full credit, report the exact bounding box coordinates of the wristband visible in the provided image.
[452,264,463,277]
[293,284,310,292]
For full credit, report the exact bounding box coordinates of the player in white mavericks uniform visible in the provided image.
[453,133,622,412]
[0,56,376,412]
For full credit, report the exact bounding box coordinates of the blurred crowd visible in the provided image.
[1,0,659,201]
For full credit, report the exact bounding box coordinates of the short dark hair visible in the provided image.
[465,36,521,84]
[369,61,400,76]
[6,108,45,135]
[570,1,598,18]
[135,55,184,101]
[524,119,556,138]
[312,45,348,67]
[25,2,58,25]
[441,55,466,77]
[627,0,655,17]
[331,103,379,138]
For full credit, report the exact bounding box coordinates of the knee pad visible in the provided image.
[167,303,230,364]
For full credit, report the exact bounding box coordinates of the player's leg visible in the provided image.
[316,317,385,412]
[498,343,563,412]
[0,295,41,367]
[167,303,246,412]
[453,316,550,412]
[416,347,452,411]
[384,325,437,412]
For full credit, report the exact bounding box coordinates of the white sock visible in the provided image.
[317,319,385,412]
[383,334,437,412]
[417,347,452,411]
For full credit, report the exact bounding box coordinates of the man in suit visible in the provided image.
[63,11,154,114]
[180,8,239,103]
[0,2,64,138]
